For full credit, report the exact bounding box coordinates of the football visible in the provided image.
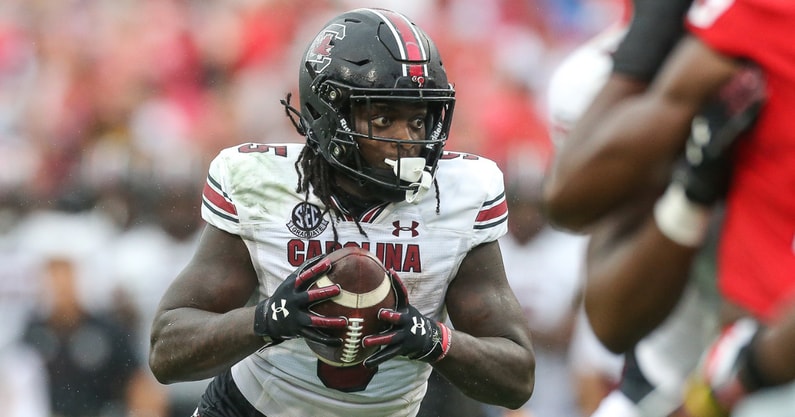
[305,246,396,367]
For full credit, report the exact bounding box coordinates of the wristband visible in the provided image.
[434,323,452,363]
[653,183,711,247]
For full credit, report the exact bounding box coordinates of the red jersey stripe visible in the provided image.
[476,199,507,222]
[203,181,237,216]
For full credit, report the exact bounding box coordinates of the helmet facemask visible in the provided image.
[316,82,454,203]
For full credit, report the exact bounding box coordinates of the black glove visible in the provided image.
[362,269,451,368]
[674,63,765,206]
[254,255,348,346]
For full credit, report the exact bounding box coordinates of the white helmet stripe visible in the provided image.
[367,9,428,78]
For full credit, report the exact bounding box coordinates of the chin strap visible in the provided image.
[384,158,432,204]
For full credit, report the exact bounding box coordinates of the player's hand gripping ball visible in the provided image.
[305,247,397,367]
[253,255,348,346]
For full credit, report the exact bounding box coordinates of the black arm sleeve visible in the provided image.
[612,0,694,82]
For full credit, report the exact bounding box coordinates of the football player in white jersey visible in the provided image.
[148,8,535,417]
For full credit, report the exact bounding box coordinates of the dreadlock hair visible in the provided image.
[433,178,441,214]
[294,146,368,242]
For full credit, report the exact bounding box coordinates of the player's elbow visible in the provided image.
[500,352,536,409]
[467,347,534,409]
[148,345,176,385]
[507,375,535,410]
[541,181,592,232]
[591,323,635,354]
[584,302,637,354]
[148,333,188,385]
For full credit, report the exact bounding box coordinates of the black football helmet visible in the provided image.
[296,8,455,203]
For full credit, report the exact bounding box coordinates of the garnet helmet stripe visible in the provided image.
[368,9,428,79]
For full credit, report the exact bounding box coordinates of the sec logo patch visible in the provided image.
[287,202,328,238]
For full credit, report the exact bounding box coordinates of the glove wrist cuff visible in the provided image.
[254,301,269,336]
[254,301,279,346]
[413,321,452,363]
[434,322,452,363]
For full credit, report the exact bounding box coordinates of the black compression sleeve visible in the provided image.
[612,0,694,82]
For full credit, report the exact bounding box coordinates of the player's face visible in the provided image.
[352,101,427,169]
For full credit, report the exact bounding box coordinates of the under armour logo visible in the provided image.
[392,220,419,237]
[410,317,427,336]
[270,299,289,320]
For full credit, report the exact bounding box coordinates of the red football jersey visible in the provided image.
[687,0,795,321]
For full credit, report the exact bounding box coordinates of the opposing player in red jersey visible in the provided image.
[675,2,795,415]
[544,0,795,416]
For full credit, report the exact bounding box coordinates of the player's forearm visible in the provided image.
[584,216,696,353]
[543,76,654,231]
[546,88,693,234]
[434,331,535,409]
[149,306,263,383]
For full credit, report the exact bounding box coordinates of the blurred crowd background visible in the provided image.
[0,1,624,416]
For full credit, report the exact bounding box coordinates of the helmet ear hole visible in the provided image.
[304,60,318,80]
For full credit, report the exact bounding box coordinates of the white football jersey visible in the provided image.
[546,25,626,146]
[201,142,508,417]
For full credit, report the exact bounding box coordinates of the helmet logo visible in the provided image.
[411,75,425,87]
[306,23,347,74]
